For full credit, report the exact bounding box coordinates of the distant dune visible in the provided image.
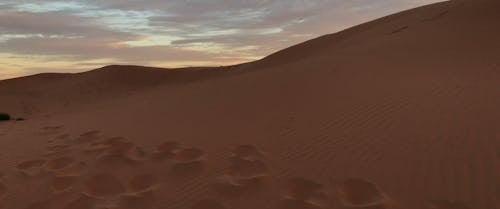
[0,0,499,209]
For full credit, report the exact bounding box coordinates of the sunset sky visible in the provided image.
[0,0,442,79]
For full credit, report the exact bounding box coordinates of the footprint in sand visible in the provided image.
[127,146,147,161]
[46,144,70,152]
[118,191,155,209]
[16,159,46,176]
[23,200,52,209]
[191,199,228,209]
[421,10,449,22]
[100,137,135,153]
[128,174,159,193]
[150,141,181,161]
[45,144,72,158]
[430,200,471,209]
[226,157,268,180]
[151,141,205,176]
[173,147,204,163]
[46,156,75,170]
[76,130,101,144]
[80,130,100,137]
[90,137,146,166]
[52,161,87,176]
[232,145,263,160]
[62,195,95,209]
[278,199,324,209]
[170,147,205,177]
[55,133,71,140]
[45,135,73,157]
[47,134,71,144]
[42,125,63,130]
[40,126,64,135]
[215,145,269,197]
[51,175,78,193]
[84,173,125,198]
[48,134,71,144]
[45,150,72,158]
[278,178,328,209]
[338,178,394,209]
[83,140,113,155]
[17,159,46,169]
[227,145,268,179]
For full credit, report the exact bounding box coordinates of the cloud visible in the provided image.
[0,0,445,79]
[0,9,136,40]
[1,37,199,60]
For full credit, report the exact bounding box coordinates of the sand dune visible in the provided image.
[0,0,499,208]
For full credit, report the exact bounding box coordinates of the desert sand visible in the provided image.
[0,0,499,208]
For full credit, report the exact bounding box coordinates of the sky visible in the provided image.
[0,0,443,79]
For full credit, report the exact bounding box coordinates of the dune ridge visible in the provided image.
[0,0,499,209]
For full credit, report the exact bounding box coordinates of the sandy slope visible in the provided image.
[1,0,499,209]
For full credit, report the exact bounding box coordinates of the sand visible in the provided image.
[0,0,499,208]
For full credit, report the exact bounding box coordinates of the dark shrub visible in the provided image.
[0,113,11,121]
